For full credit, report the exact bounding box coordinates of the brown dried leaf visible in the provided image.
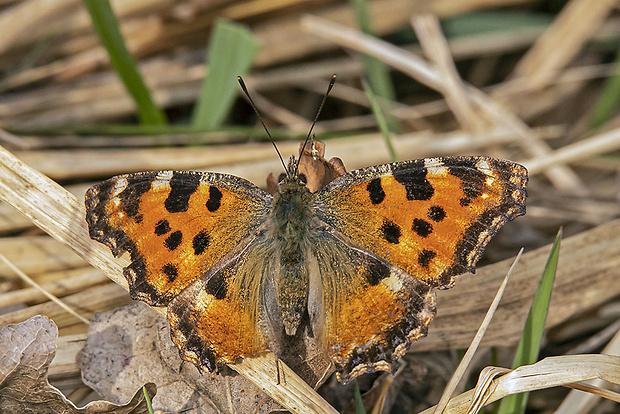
[77,303,282,414]
[267,140,346,194]
[0,315,154,413]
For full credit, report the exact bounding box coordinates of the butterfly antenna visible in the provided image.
[295,74,337,175]
[237,76,288,174]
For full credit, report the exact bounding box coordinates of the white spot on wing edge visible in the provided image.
[476,158,491,173]
[424,157,448,177]
[111,176,129,196]
[153,171,174,190]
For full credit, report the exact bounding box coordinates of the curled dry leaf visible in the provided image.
[77,303,282,414]
[0,315,155,413]
[417,354,620,414]
[267,140,346,194]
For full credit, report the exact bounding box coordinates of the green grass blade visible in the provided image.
[353,380,367,414]
[142,385,154,414]
[82,0,167,125]
[192,19,259,130]
[349,0,399,133]
[442,11,553,36]
[497,229,562,414]
[365,81,397,162]
[590,44,620,129]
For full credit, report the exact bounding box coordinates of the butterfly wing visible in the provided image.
[167,237,273,371]
[85,170,272,306]
[310,232,436,383]
[312,156,527,382]
[86,170,274,371]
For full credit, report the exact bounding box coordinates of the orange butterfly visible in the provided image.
[85,150,526,383]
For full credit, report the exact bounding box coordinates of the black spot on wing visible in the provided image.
[412,218,433,237]
[367,178,385,204]
[381,220,401,244]
[428,206,446,222]
[365,256,391,286]
[162,263,178,283]
[206,186,222,212]
[155,219,171,235]
[392,161,434,201]
[164,230,183,251]
[193,231,210,255]
[205,272,228,300]
[418,250,436,268]
[165,172,200,213]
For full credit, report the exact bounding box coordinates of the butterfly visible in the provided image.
[85,145,527,384]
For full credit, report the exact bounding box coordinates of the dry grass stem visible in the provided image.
[416,355,620,414]
[411,14,486,133]
[509,0,616,90]
[0,267,108,309]
[554,327,620,413]
[522,127,620,174]
[0,252,90,325]
[300,14,587,194]
[433,249,523,414]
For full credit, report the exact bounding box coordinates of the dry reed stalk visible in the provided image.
[0,283,129,331]
[4,126,560,184]
[0,267,108,308]
[2,17,618,131]
[0,252,91,325]
[300,15,587,194]
[0,0,80,55]
[508,0,616,91]
[411,14,486,133]
[434,251,522,414]
[522,127,620,174]
[555,329,620,413]
[416,355,620,413]
[0,235,87,278]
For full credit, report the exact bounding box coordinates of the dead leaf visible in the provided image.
[0,315,154,413]
[267,140,346,194]
[77,303,283,413]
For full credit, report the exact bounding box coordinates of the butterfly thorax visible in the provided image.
[268,177,316,336]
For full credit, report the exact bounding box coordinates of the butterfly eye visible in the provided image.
[277,172,287,183]
[298,173,307,186]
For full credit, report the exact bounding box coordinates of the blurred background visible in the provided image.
[0,0,619,413]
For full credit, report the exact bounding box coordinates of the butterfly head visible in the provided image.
[277,155,308,188]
